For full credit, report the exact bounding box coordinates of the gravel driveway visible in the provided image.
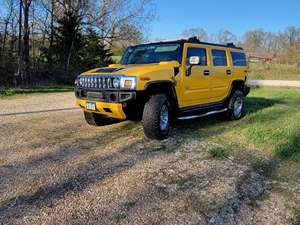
[0,92,297,225]
[249,80,300,87]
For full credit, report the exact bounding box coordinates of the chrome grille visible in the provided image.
[76,75,119,89]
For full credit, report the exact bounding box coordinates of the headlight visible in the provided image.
[112,78,120,88]
[120,76,137,90]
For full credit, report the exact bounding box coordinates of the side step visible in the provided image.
[177,108,228,120]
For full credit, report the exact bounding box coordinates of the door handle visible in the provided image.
[203,70,210,76]
[226,70,232,75]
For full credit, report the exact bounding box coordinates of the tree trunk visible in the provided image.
[23,0,31,87]
[18,0,23,87]
[1,20,9,67]
[48,0,54,76]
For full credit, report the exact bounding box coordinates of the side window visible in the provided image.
[231,52,247,66]
[212,49,227,66]
[186,48,207,66]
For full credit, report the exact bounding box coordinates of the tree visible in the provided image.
[181,27,208,41]
[243,29,266,52]
[80,28,113,69]
[22,0,32,86]
[217,29,237,44]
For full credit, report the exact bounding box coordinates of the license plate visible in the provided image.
[86,102,96,111]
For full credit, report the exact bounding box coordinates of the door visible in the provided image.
[210,48,232,100]
[181,44,212,107]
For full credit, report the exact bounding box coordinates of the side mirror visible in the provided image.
[186,56,200,76]
[189,56,200,65]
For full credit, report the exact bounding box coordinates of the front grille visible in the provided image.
[77,75,119,89]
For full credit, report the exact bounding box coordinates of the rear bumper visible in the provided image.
[76,99,127,120]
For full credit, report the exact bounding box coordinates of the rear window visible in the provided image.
[212,49,227,66]
[186,48,207,66]
[231,52,247,66]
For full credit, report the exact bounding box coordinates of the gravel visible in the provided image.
[0,92,297,225]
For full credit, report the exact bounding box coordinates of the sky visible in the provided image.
[149,0,300,40]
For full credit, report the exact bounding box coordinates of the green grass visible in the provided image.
[0,85,73,99]
[208,147,229,159]
[220,87,300,163]
[249,63,300,80]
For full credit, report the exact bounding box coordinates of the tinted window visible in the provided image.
[231,52,247,66]
[186,48,207,66]
[212,49,227,66]
[121,43,182,65]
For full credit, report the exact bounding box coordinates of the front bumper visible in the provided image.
[76,99,127,120]
[75,88,137,120]
[75,88,136,103]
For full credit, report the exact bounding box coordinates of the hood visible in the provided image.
[81,61,180,77]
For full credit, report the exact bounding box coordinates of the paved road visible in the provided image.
[249,80,300,87]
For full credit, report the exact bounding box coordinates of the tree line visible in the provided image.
[181,27,300,64]
[0,0,154,87]
[0,0,299,88]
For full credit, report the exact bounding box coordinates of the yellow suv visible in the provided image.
[75,37,250,140]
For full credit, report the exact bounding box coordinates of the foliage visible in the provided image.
[249,63,300,80]
[0,85,73,98]
[0,0,154,87]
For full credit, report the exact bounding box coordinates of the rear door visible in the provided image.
[230,50,248,80]
[181,44,212,107]
[210,48,232,101]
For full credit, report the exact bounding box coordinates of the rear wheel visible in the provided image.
[225,90,245,120]
[142,94,171,140]
[84,111,115,126]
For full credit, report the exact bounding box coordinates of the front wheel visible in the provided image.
[142,94,171,140]
[225,90,245,120]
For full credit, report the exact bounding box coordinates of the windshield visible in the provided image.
[120,43,182,65]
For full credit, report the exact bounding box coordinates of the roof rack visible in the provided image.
[187,36,242,50]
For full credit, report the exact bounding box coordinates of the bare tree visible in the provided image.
[0,0,14,66]
[217,29,237,44]
[22,0,32,86]
[181,27,208,41]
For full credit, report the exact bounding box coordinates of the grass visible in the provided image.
[208,147,229,159]
[0,85,73,99]
[249,63,300,80]
[217,87,300,163]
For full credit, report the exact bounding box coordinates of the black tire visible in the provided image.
[225,90,245,120]
[142,94,171,140]
[84,111,115,126]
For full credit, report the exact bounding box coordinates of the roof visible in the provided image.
[143,37,243,50]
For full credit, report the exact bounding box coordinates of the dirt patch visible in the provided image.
[0,92,298,225]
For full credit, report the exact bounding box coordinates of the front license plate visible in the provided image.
[86,102,96,111]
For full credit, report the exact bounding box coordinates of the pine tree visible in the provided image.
[80,28,113,69]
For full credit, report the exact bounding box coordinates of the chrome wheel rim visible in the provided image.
[233,97,243,118]
[160,104,169,131]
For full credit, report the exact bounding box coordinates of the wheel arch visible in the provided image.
[229,79,246,96]
[144,80,179,111]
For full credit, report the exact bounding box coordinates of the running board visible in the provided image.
[177,108,228,120]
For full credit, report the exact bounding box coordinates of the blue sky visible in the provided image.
[149,0,300,40]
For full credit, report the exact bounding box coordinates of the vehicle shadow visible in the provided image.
[245,97,283,114]
[174,96,282,132]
